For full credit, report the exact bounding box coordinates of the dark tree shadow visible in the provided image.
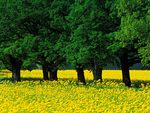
[131,80,150,88]
[0,75,149,89]
[0,76,43,82]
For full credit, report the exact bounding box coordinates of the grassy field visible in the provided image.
[0,70,150,113]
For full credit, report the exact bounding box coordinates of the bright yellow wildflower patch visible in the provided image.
[0,70,150,113]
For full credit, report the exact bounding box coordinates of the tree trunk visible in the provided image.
[9,56,22,83]
[42,65,49,80]
[49,68,58,81]
[92,60,103,82]
[12,66,21,82]
[120,50,131,87]
[76,67,86,84]
[93,67,103,82]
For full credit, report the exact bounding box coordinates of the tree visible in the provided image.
[109,0,150,86]
[0,0,36,82]
[17,0,73,81]
[64,0,118,83]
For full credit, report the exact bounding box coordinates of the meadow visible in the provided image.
[0,70,150,113]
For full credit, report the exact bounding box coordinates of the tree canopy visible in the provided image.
[0,0,149,86]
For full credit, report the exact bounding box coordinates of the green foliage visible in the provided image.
[0,0,37,70]
[16,0,73,70]
[113,0,150,67]
[65,0,116,68]
[0,0,149,71]
[139,43,150,68]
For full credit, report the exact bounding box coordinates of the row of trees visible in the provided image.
[0,0,149,87]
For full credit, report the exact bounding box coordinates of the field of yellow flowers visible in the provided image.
[0,70,150,113]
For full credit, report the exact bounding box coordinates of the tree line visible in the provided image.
[0,0,149,87]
